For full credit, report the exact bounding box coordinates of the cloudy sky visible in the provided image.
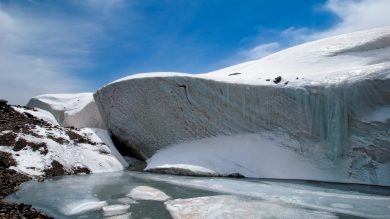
[1,0,390,104]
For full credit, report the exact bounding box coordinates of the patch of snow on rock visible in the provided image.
[12,107,59,126]
[0,106,127,176]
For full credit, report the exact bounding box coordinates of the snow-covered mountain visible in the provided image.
[93,27,390,186]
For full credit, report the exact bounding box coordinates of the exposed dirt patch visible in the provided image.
[13,138,28,151]
[0,152,17,168]
[47,134,69,144]
[44,160,68,177]
[29,142,49,155]
[44,160,91,176]
[0,201,53,219]
[98,149,110,155]
[0,168,31,199]
[72,166,91,175]
[0,104,52,134]
[11,138,49,155]
[66,130,96,145]
[0,132,16,146]
[0,145,31,199]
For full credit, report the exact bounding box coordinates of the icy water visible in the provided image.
[6,171,390,219]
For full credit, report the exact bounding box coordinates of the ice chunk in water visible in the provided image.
[61,199,108,215]
[102,204,130,217]
[127,186,170,201]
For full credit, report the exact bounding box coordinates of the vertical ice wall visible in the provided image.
[27,93,106,129]
[95,76,388,154]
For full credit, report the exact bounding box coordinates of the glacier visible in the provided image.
[93,27,390,185]
[27,93,105,129]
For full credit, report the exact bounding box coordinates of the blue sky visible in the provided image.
[1,0,390,104]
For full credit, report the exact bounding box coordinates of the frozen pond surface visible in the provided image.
[6,171,390,219]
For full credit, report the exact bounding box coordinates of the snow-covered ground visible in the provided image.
[95,27,390,185]
[0,106,127,176]
[112,27,390,86]
[146,133,353,183]
[27,93,105,129]
[13,107,59,126]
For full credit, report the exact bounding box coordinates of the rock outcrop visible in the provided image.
[94,27,390,185]
[27,93,105,129]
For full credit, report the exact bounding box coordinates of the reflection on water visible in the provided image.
[6,171,390,219]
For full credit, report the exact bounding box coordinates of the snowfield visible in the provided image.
[94,27,390,186]
[145,133,351,183]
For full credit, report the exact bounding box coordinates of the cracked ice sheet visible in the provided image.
[165,195,337,219]
[131,172,390,218]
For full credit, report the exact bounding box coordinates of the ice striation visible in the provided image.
[27,93,105,129]
[94,27,390,185]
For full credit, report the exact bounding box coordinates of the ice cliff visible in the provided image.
[94,27,390,185]
[27,93,105,129]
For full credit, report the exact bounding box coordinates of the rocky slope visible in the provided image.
[0,99,128,218]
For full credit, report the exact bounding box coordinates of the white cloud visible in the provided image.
[243,42,281,60]
[0,7,98,104]
[317,0,390,38]
[245,0,390,60]
[0,0,128,105]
